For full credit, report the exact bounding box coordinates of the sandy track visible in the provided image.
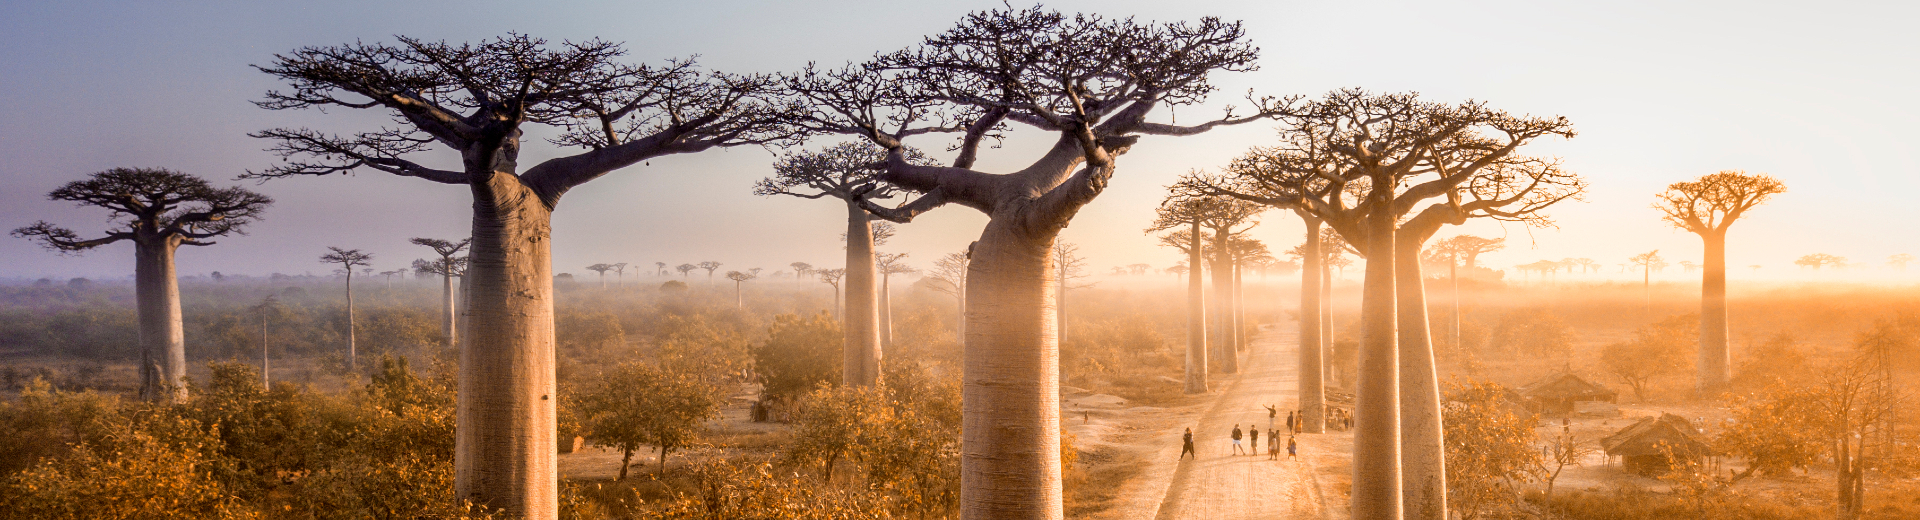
[1145,321,1350,520]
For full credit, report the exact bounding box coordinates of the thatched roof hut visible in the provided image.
[1518,373,1617,414]
[1601,413,1713,476]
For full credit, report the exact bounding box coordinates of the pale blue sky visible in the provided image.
[2,0,1915,282]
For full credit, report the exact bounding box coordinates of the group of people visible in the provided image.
[1178,406,1303,462]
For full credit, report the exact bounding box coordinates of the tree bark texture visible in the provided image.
[454,173,558,517]
[959,215,1064,520]
[1298,218,1326,433]
[880,272,894,354]
[1186,220,1210,394]
[442,272,459,348]
[1210,226,1238,374]
[1698,231,1730,393]
[843,201,882,387]
[1352,186,1404,519]
[1233,259,1245,353]
[1057,262,1068,387]
[345,268,357,370]
[134,236,187,403]
[1396,226,1446,520]
[1322,260,1334,387]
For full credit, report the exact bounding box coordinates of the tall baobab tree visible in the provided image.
[1654,171,1785,393]
[1155,226,1211,394]
[1053,242,1093,385]
[927,250,971,341]
[788,9,1284,517]
[14,168,271,402]
[725,270,756,308]
[818,268,846,319]
[1185,90,1577,519]
[247,34,797,515]
[877,253,916,352]
[321,247,373,370]
[1629,250,1664,315]
[611,262,628,286]
[252,295,284,386]
[676,263,697,278]
[1427,235,1503,270]
[790,262,813,280]
[655,261,667,276]
[586,263,616,288]
[1152,192,1264,375]
[1795,253,1846,270]
[697,261,723,285]
[757,143,930,387]
[411,237,470,349]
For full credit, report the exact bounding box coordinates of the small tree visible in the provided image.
[753,313,844,408]
[1444,381,1541,519]
[1489,308,1573,360]
[818,268,846,319]
[320,247,373,370]
[1718,384,1826,481]
[786,384,889,482]
[725,270,757,309]
[576,363,721,479]
[1653,170,1786,393]
[12,168,270,402]
[925,251,970,341]
[1601,315,1695,401]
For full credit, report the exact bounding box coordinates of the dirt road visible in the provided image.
[1144,321,1352,520]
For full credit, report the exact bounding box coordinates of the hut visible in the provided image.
[1601,413,1714,476]
[1518,373,1617,414]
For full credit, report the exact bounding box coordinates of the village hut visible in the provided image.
[1601,413,1714,476]
[1518,373,1617,414]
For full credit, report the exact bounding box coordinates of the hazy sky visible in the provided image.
[2,0,1916,282]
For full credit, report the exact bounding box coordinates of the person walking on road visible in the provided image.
[1287,435,1298,461]
[1267,429,1279,460]
[1249,426,1260,455]
[1180,427,1196,460]
[1230,425,1246,455]
[1285,411,1296,434]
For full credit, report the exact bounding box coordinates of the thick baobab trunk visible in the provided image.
[345,268,357,370]
[1322,259,1334,387]
[1396,227,1446,520]
[1233,259,1244,353]
[442,271,458,348]
[1299,218,1326,433]
[880,273,893,353]
[134,237,187,403]
[454,174,558,517]
[1185,220,1210,395]
[262,316,270,386]
[959,216,1064,520]
[1698,231,1730,393]
[1351,188,1403,519]
[1057,265,1069,387]
[843,202,882,387]
[1210,227,1238,374]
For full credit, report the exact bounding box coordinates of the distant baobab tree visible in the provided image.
[655,262,667,276]
[750,267,764,278]
[790,262,813,280]
[1128,263,1152,276]
[1890,254,1914,271]
[320,247,373,370]
[247,33,800,515]
[876,253,916,353]
[1573,258,1600,274]
[697,261,723,285]
[586,263,616,288]
[1152,191,1264,377]
[757,143,931,387]
[1795,253,1846,270]
[1183,89,1579,519]
[13,167,272,402]
[818,268,847,319]
[379,269,405,288]
[1679,260,1701,273]
[1654,170,1784,393]
[611,262,628,286]
[1428,235,1504,271]
[252,296,284,386]
[1629,250,1664,314]
[725,270,756,308]
[926,250,971,341]
[1109,266,1127,276]
[786,8,1288,513]
[676,263,697,278]
[411,236,469,348]
[1749,264,1763,272]
[1053,242,1093,385]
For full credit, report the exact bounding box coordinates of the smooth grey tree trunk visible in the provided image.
[262,315,270,386]
[843,201,882,386]
[1698,231,1730,393]
[1185,220,1210,394]
[959,214,1064,519]
[454,175,558,517]
[133,236,187,403]
[1351,185,1404,519]
[1210,227,1238,374]
[1396,224,1446,520]
[1233,259,1244,353]
[880,272,893,353]
[1322,259,1334,387]
[345,267,356,370]
[442,271,458,348]
[1299,218,1326,433]
[1057,260,1069,387]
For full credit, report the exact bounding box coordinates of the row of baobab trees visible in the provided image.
[3,6,1802,520]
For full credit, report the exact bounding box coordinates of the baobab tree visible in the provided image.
[655,261,667,276]
[757,143,933,387]
[1629,250,1664,315]
[1184,89,1578,519]
[1128,263,1151,276]
[1796,253,1846,270]
[818,268,846,319]
[586,263,616,288]
[1572,258,1600,274]
[1053,242,1094,384]
[14,168,272,402]
[1430,235,1504,270]
[787,8,1285,517]
[1653,170,1786,392]
[725,270,756,308]
[926,250,970,341]
[698,261,723,285]
[1152,192,1264,375]
[320,247,373,370]
[1155,226,1212,394]
[411,237,469,348]
[676,263,697,278]
[790,261,813,280]
[252,296,285,386]
[611,262,628,286]
[876,253,916,352]
[248,34,797,515]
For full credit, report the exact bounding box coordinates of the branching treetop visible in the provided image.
[321,247,373,273]
[410,237,470,259]
[1148,187,1265,233]
[791,5,1286,224]
[249,34,802,207]
[413,256,467,277]
[756,142,934,205]
[1654,170,1786,235]
[726,270,756,282]
[12,168,272,253]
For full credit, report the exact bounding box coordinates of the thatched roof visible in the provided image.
[1601,413,1713,457]
[1519,373,1617,401]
